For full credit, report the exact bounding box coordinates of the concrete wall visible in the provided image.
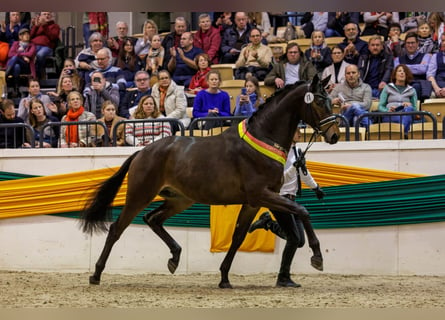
[1,140,445,276]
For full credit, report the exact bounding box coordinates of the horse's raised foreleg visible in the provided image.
[143,197,193,274]
[300,215,323,271]
[219,204,258,289]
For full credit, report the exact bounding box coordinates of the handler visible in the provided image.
[248,127,325,287]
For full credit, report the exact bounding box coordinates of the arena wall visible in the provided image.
[1,140,445,276]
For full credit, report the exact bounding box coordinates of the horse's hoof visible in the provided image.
[89,276,100,285]
[311,256,324,271]
[218,281,233,289]
[167,259,178,274]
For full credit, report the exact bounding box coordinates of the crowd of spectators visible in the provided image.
[2,11,445,148]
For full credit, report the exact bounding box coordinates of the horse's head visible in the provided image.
[303,74,340,144]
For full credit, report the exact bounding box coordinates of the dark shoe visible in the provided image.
[248,211,272,233]
[276,277,301,288]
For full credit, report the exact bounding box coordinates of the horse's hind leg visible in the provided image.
[219,204,258,289]
[90,197,154,285]
[143,196,193,274]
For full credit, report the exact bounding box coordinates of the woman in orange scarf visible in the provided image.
[60,91,96,147]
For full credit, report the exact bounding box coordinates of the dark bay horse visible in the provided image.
[80,74,340,288]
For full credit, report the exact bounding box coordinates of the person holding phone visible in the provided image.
[234,76,264,116]
[83,71,120,119]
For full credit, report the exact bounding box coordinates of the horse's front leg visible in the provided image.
[219,204,258,289]
[255,190,323,271]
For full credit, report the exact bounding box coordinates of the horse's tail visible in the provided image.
[80,150,141,234]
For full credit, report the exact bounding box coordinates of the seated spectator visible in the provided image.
[125,95,172,146]
[188,53,212,94]
[338,22,368,65]
[56,58,82,92]
[23,98,59,148]
[361,12,399,40]
[326,12,360,37]
[167,31,203,88]
[151,70,190,129]
[134,19,158,62]
[18,78,57,124]
[82,12,108,48]
[247,12,271,42]
[427,34,445,98]
[114,37,143,88]
[161,17,188,70]
[264,43,317,91]
[5,28,36,86]
[301,12,329,38]
[395,32,432,101]
[83,71,120,119]
[321,45,350,93]
[192,70,231,129]
[119,70,152,119]
[47,75,76,120]
[60,91,97,148]
[194,13,221,64]
[96,100,126,146]
[0,99,26,148]
[145,34,164,81]
[220,12,252,63]
[234,76,264,117]
[29,12,60,79]
[0,39,8,69]
[304,30,332,73]
[234,27,272,81]
[384,23,404,58]
[417,21,436,54]
[75,32,105,84]
[378,64,418,134]
[1,12,29,46]
[213,12,233,34]
[330,64,372,128]
[358,35,394,98]
[106,21,136,61]
[427,12,445,46]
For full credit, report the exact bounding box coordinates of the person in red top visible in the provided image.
[188,53,212,94]
[193,13,221,64]
[30,12,61,79]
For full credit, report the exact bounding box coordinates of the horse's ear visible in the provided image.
[310,74,320,91]
[321,75,331,88]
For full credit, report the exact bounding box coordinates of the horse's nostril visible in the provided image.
[329,134,339,144]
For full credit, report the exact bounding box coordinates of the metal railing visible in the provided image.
[0,123,34,148]
[42,121,108,147]
[188,116,247,136]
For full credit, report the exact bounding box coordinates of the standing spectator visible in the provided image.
[321,45,350,93]
[5,28,36,81]
[361,12,399,39]
[125,95,172,146]
[378,64,418,134]
[304,30,332,73]
[192,70,231,130]
[384,23,404,58]
[161,17,188,70]
[358,35,394,98]
[427,34,445,98]
[0,99,26,148]
[234,27,272,81]
[119,70,152,119]
[96,100,126,146]
[395,32,432,101]
[188,53,212,94]
[220,12,252,63]
[60,91,97,148]
[338,22,369,65]
[194,13,221,64]
[151,70,190,129]
[264,43,317,91]
[75,32,105,84]
[18,78,57,124]
[30,12,60,79]
[326,12,360,37]
[330,64,372,128]
[114,37,143,88]
[168,32,203,88]
[83,71,120,119]
[106,21,135,61]
[234,76,264,117]
[23,98,60,148]
[145,34,164,79]
[134,19,158,62]
[82,12,108,47]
